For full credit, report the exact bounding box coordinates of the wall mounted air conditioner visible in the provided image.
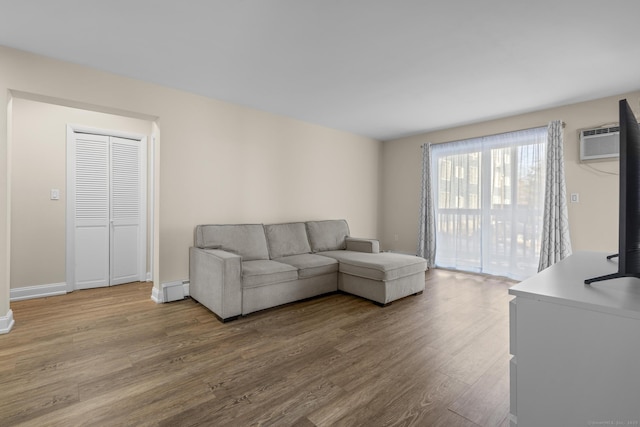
[579,125,620,162]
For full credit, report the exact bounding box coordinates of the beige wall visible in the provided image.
[10,98,153,288]
[380,91,640,255]
[0,45,381,318]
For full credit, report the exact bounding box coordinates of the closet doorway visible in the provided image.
[66,126,147,290]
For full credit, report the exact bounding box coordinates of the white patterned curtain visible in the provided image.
[538,120,572,271]
[417,143,436,268]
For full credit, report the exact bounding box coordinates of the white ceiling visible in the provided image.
[1,1,640,141]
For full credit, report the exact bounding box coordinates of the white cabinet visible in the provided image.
[509,252,640,427]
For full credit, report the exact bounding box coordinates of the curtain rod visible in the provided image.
[420,121,566,148]
[487,120,566,135]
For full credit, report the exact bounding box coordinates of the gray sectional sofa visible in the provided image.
[189,220,427,322]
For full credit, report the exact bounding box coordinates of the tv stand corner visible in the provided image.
[508,252,640,426]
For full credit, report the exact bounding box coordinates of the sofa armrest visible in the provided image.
[345,237,380,253]
[189,247,242,321]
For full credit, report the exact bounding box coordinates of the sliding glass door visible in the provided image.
[431,128,546,280]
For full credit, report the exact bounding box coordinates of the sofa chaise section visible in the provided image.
[305,220,427,306]
[317,250,426,305]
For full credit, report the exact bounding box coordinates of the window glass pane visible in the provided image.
[491,147,511,207]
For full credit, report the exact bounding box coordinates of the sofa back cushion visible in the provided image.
[194,224,269,261]
[264,222,312,259]
[306,220,350,253]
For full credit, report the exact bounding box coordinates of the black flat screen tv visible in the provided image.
[585,99,640,284]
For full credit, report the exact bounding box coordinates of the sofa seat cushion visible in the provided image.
[265,222,312,259]
[274,254,339,279]
[241,260,298,288]
[318,251,427,281]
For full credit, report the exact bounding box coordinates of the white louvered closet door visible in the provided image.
[110,137,142,285]
[72,132,145,289]
[74,134,110,289]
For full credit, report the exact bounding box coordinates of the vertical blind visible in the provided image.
[430,127,547,280]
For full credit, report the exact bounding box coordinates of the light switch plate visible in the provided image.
[50,189,60,200]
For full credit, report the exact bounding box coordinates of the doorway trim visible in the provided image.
[66,124,151,292]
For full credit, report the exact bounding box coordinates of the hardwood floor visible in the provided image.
[0,269,515,426]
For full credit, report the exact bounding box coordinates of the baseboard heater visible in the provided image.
[163,280,188,302]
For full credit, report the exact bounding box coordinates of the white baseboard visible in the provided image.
[10,282,67,302]
[150,286,163,304]
[151,280,189,304]
[146,271,152,282]
[0,309,15,334]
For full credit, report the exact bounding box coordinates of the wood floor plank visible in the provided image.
[0,270,515,426]
[448,353,511,426]
[0,380,79,426]
[330,370,468,427]
[436,316,509,386]
[411,407,481,427]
